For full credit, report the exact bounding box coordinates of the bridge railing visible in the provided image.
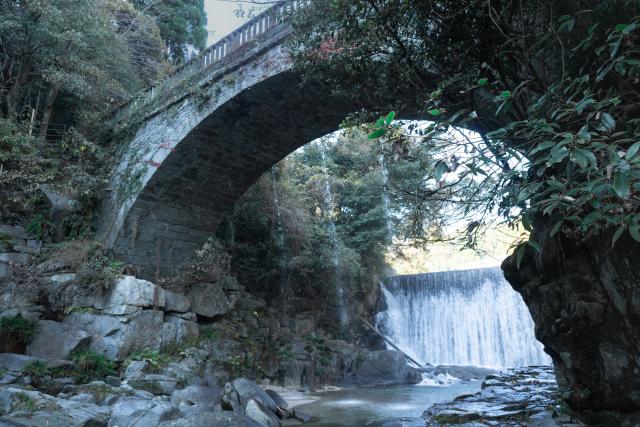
[115,0,310,119]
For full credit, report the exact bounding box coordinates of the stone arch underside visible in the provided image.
[106,70,360,278]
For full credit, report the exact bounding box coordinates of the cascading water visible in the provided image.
[378,153,394,240]
[375,267,551,368]
[320,142,347,325]
[270,167,289,301]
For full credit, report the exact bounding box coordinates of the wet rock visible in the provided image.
[107,396,177,427]
[231,378,278,413]
[27,320,90,359]
[350,350,422,387]
[431,365,496,381]
[423,366,583,426]
[245,398,281,427]
[265,389,288,409]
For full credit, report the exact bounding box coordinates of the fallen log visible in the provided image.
[359,316,425,368]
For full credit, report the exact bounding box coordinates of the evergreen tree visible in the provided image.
[132,0,207,65]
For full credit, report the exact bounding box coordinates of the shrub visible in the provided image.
[23,360,48,378]
[0,315,38,345]
[69,350,116,382]
[13,392,36,412]
[26,214,53,241]
[127,348,171,373]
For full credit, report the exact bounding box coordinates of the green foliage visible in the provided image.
[292,0,640,254]
[13,392,37,412]
[26,214,53,241]
[128,348,172,373]
[132,0,207,65]
[0,315,38,345]
[23,360,48,378]
[68,350,116,382]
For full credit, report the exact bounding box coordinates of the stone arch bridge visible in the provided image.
[99,0,363,278]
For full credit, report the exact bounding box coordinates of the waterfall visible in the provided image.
[378,154,394,240]
[270,167,289,301]
[270,167,285,251]
[319,142,347,325]
[375,267,551,368]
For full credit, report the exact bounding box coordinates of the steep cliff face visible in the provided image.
[502,225,640,424]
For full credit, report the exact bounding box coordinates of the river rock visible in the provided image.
[245,398,281,427]
[265,389,288,409]
[432,365,497,381]
[350,350,422,386]
[422,366,583,426]
[27,320,90,359]
[231,378,278,413]
[107,396,178,427]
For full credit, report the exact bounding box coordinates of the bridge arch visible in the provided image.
[99,5,370,277]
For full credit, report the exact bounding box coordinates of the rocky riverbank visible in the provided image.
[422,366,584,426]
[0,224,422,425]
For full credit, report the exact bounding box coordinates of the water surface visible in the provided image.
[291,382,481,426]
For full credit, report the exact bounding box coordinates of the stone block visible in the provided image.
[0,252,30,265]
[0,224,29,239]
[161,315,199,348]
[27,320,91,359]
[165,290,191,312]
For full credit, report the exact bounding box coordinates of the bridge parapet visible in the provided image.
[113,0,309,127]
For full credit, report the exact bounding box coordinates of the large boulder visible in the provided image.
[349,350,422,387]
[245,398,281,427]
[27,320,90,359]
[230,378,278,413]
[64,309,164,360]
[73,276,166,315]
